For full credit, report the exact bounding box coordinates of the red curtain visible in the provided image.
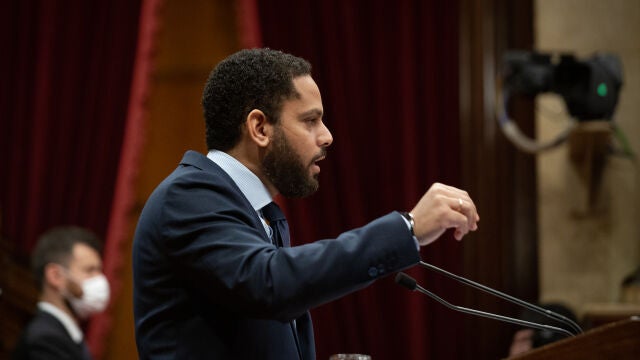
[241,0,466,359]
[0,0,144,357]
[0,0,142,256]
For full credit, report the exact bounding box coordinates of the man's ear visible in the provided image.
[44,263,65,290]
[245,109,272,148]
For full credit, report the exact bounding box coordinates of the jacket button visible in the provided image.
[368,267,379,278]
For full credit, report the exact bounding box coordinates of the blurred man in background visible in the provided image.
[12,226,110,360]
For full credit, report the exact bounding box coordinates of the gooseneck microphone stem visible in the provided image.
[418,261,583,335]
[395,273,575,339]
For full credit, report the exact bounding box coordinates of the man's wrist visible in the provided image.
[401,212,415,236]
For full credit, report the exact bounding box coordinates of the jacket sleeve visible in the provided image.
[154,170,421,322]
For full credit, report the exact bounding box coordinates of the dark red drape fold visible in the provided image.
[235,0,263,49]
[242,0,464,359]
[84,0,162,358]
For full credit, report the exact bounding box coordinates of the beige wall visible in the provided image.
[535,0,640,316]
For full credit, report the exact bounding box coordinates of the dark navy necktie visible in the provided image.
[261,202,305,359]
[261,202,290,247]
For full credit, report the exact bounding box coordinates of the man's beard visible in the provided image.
[262,126,324,198]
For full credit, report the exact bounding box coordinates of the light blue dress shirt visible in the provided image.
[207,150,274,238]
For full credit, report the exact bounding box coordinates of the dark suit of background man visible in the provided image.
[12,226,111,360]
[132,48,480,360]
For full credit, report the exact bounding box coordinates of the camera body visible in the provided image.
[503,51,623,121]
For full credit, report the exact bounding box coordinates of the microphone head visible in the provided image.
[395,272,417,291]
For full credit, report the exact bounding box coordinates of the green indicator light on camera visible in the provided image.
[597,83,608,97]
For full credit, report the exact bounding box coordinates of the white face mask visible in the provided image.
[65,274,110,319]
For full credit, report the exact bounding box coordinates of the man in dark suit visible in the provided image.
[132,48,480,359]
[12,227,110,360]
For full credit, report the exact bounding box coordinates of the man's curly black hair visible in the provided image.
[202,48,312,151]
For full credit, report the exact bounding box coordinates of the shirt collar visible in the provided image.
[37,301,83,343]
[207,150,272,211]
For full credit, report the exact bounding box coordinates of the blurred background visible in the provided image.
[1,0,638,359]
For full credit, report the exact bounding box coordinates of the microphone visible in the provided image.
[395,272,575,338]
[417,261,582,335]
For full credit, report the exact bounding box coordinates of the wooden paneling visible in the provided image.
[507,318,640,360]
[459,0,537,358]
